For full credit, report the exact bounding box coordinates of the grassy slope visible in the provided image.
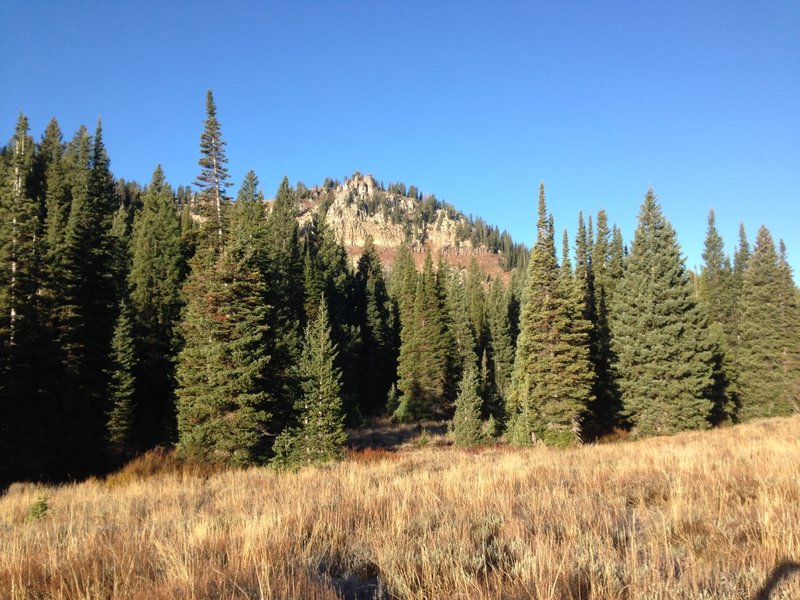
[1,417,799,599]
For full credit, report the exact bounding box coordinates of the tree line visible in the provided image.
[1,91,798,481]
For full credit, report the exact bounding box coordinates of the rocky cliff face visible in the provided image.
[295,173,508,274]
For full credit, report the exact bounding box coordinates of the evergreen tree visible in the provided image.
[507,184,594,446]
[273,300,347,466]
[465,257,488,356]
[263,177,304,431]
[737,227,799,419]
[304,213,360,421]
[106,302,137,458]
[611,190,713,436]
[354,236,396,415]
[194,90,230,249]
[696,209,737,423]
[452,360,484,446]
[445,266,476,380]
[228,170,265,255]
[486,276,514,413]
[389,243,418,324]
[128,165,184,447]
[777,240,800,407]
[51,123,118,475]
[175,247,272,466]
[395,249,452,420]
[0,114,50,478]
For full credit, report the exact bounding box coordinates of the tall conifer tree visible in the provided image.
[737,227,799,419]
[611,190,713,436]
[696,209,737,423]
[195,90,230,249]
[354,236,396,415]
[175,247,272,466]
[128,165,184,447]
[507,184,593,446]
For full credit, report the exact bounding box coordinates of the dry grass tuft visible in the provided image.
[2,417,799,599]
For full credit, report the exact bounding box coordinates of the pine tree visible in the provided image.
[737,227,798,419]
[777,240,800,408]
[48,122,118,475]
[304,213,360,422]
[445,266,476,379]
[128,165,184,447]
[175,247,272,466]
[486,276,514,413]
[507,184,594,446]
[452,360,484,447]
[228,170,265,256]
[465,257,488,356]
[0,114,50,478]
[696,209,737,423]
[273,300,347,466]
[354,236,396,415]
[389,243,418,323]
[611,190,713,436]
[107,302,137,457]
[263,177,304,432]
[395,249,452,420]
[195,90,230,249]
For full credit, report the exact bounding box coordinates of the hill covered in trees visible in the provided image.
[291,172,529,275]
[1,90,798,483]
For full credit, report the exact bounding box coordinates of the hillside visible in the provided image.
[291,173,529,275]
[2,417,798,599]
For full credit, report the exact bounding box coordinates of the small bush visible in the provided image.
[26,496,48,522]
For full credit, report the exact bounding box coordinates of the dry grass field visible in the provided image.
[1,417,799,599]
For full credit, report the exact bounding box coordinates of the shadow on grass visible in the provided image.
[754,560,800,600]
[346,420,448,451]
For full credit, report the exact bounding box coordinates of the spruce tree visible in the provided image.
[354,236,396,415]
[737,227,799,419]
[696,209,737,423]
[395,249,452,420]
[452,360,484,446]
[175,247,272,466]
[611,190,713,436]
[486,276,514,413]
[777,240,800,407]
[128,165,184,447]
[195,90,230,249]
[52,123,118,475]
[107,302,137,458]
[0,115,49,478]
[507,184,594,446]
[263,177,304,431]
[273,300,347,466]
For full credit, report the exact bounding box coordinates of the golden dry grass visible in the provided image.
[1,417,799,599]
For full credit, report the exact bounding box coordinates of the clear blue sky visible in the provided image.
[2,1,799,275]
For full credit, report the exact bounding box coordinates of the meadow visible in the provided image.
[1,417,798,599]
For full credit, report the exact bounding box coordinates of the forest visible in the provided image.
[1,90,798,483]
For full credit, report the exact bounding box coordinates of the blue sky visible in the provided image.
[2,1,799,275]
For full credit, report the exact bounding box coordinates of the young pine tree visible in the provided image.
[452,360,484,447]
[611,190,713,436]
[106,302,137,458]
[273,300,347,467]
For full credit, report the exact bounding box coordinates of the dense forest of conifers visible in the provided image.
[1,91,798,482]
